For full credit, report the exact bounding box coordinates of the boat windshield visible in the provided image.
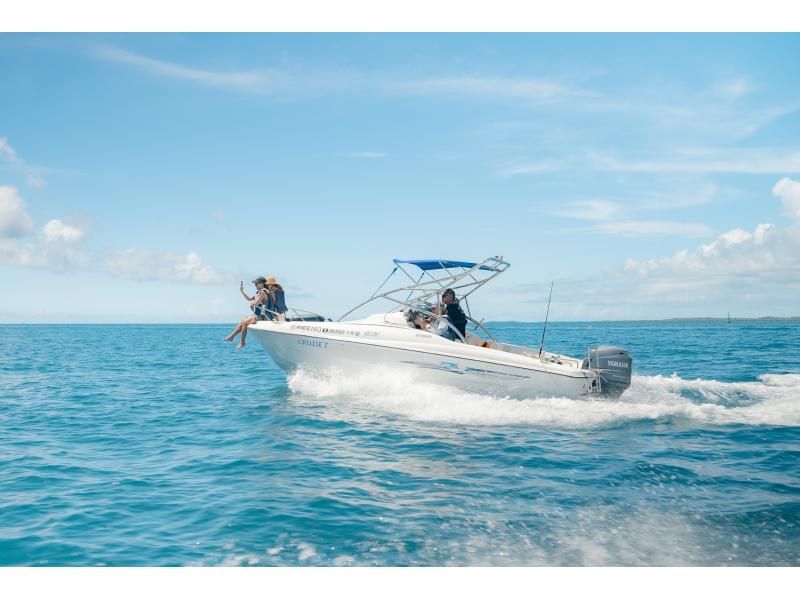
[338,256,510,339]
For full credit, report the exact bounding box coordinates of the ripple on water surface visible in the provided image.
[0,322,798,565]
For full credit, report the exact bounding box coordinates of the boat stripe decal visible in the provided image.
[251,328,588,380]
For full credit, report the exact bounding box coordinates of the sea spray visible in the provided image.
[288,368,800,428]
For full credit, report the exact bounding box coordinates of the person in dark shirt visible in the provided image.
[265,276,288,321]
[441,288,468,340]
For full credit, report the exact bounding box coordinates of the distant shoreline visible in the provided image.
[492,317,800,324]
[632,316,800,323]
[2,317,799,325]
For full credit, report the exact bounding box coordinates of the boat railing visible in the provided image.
[466,316,497,342]
[260,307,330,322]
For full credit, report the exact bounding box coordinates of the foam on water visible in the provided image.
[2,323,798,566]
[209,504,797,566]
[288,367,800,428]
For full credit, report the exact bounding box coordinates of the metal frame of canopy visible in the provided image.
[337,256,511,341]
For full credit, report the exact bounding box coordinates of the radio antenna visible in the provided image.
[538,281,554,358]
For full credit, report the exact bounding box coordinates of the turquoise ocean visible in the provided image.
[1,321,798,566]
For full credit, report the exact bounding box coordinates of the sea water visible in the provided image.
[0,321,798,566]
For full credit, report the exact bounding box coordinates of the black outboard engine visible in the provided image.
[582,346,633,397]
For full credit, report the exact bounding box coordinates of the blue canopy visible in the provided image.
[393,259,495,271]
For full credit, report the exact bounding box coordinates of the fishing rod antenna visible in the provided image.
[538,281,554,358]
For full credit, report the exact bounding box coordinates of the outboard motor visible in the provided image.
[582,346,633,397]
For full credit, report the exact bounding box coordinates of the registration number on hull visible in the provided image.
[298,339,328,349]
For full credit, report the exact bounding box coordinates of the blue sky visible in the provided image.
[1,33,799,322]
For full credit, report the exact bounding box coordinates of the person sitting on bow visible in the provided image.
[264,276,288,322]
[224,276,270,349]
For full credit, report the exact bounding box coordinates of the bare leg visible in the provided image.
[224,317,250,341]
[237,316,257,349]
[224,322,243,341]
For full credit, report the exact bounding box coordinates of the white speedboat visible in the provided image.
[249,257,632,399]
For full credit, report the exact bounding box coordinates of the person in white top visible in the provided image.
[423,303,455,340]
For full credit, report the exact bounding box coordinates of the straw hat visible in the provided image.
[266,276,279,285]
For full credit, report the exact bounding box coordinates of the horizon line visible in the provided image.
[2,316,799,325]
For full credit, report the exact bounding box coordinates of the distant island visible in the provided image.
[645,316,800,323]
[488,316,800,324]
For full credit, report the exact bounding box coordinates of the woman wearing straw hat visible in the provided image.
[265,276,288,322]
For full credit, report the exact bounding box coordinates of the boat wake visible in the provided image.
[287,367,800,428]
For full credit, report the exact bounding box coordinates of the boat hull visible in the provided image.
[249,321,594,399]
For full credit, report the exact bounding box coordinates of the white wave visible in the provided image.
[211,505,790,565]
[218,553,261,566]
[287,367,800,428]
[296,542,317,561]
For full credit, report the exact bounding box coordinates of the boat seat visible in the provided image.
[465,333,493,348]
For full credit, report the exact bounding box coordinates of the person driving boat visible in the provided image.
[441,288,468,340]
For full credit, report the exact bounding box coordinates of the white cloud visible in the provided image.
[773,177,800,219]
[596,220,713,238]
[507,179,800,318]
[609,217,800,312]
[0,187,89,270]
[42,219,85,243]
[88,46,795,151]
[0,139,17,159]
[0,187,226,283]
[708,77,754,100]
[582,86,798,142]
[544,188,717,238]
[92,44,282,92]
[0,185,35,237]
[347,152,386,158]
[0,139,46,188]
[93,44,377,97]
[624,223,779,277]
[93,44,587,106]
[505,145,800,179]
[0,210,90,272]
[498,160,561,177]
[588,149,800,174]
[387,76,584,103]
[549,199,621,222]
[104,248,227,285]
[637,184,720,210]
[511,223,799,318]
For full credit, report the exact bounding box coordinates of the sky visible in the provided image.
[1,33,799,322]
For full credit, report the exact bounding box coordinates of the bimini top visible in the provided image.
[392,258,501,272]
[338,256,510,328]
